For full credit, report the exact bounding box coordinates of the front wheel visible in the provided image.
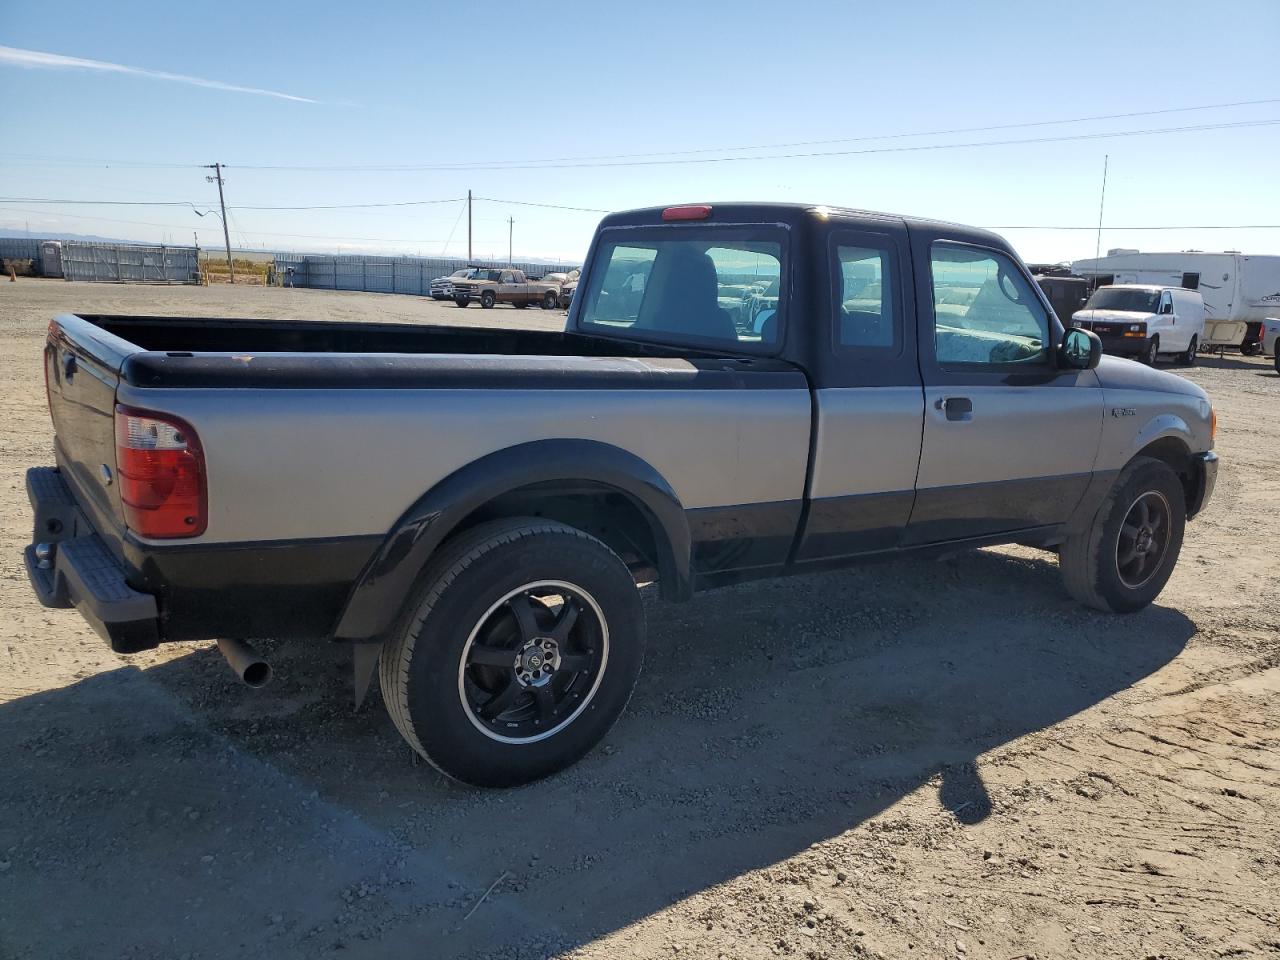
[378,519,645,787]
[1142,336,1160,366]
[454,297,469,307]
[480,290,496,309]
[1178,335,1198,367]
[1059,456,1186,613]
[542,290,558,310]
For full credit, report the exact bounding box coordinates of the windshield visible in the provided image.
[1085,287,1160,313]
[451,269,469,277]
[463,268,502,281]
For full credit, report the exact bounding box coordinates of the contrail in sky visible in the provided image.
[0,44,318,103]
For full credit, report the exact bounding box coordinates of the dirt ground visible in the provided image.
[1,278,1278,960]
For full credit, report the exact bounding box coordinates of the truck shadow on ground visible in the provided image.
[0,548,1195,959]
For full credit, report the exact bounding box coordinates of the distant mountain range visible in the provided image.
[0,230,131,244]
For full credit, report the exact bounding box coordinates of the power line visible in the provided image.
[994,224,1280,230]
[4,101,1276,175]
[208,118,1280,173]
[474,196,609,213]
[222,97,1280,171]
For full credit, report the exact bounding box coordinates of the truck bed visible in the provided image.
[84,314,709,359]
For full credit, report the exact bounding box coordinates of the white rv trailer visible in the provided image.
[1070,250,1280,329]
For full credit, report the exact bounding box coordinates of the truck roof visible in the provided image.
[598,202,1009,249]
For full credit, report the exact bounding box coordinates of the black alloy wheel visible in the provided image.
[1115,491,1173,590]
[458,581,608,743]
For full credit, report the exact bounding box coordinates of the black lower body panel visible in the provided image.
[794,490,915,561]
[687,499,802,587]
[126,535,382,642]
[904,473,1093,545]
[26,465,380,648]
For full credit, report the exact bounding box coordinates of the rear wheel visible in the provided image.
[1178,335,1198,367]
[542,290,558,310]
[1060,456,1186,613]
[1241,341,1260,357]
[480,290,496,309]
[378,519,645,787]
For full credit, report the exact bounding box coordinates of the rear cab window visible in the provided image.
[578,226,786,351]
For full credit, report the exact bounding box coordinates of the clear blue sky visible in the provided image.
[2,0,1278,265]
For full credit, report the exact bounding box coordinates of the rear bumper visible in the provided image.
[1188,451,1219,519]
[24,467,160,653]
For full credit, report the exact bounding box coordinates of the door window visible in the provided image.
[834,242,899,353]
[929,244,1049,366]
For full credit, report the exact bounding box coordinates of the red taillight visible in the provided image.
[662,204,712,221]
[114,405,207,538]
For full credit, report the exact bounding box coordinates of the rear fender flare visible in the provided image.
[332,439,690,641]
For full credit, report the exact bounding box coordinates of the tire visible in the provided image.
[454,297,469,308]
[1274,351,1280,375]
[1178,335,1198,367]
[1142,336,1159,366]
[480,290,496,309]
[542,290,558,310]
[1241,341,1259,357]
[1059,456,1186,613]
[378,518,645,787]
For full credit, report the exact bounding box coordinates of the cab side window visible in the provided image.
[930,244,1049,366]
[834,241,899,353]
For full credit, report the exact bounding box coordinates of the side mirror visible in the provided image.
[1059,327,1101,370]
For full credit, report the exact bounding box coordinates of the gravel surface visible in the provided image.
[1,279,1278,960]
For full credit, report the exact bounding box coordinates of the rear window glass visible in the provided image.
[579,228,784,349]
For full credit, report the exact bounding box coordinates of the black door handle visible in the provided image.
[936,396,973,421]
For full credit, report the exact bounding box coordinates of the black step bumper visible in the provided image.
[24,467,160,653]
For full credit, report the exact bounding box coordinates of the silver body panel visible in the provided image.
[114,384,813,545]
[809,387,924,499]
[916,374,1104,490]
[1091,357,1214,470]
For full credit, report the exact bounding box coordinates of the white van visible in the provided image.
[1071,284,1206,366]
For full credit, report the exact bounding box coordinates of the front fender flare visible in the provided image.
[332,439,691,641]
[1124,412,1194,465]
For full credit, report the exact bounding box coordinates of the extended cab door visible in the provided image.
[498,270,519,303]
[904,231,1104,544]
[796,220,924,561]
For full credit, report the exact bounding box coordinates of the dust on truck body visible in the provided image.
[25,202,1218,787]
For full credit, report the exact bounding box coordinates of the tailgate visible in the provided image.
[44,315,135,538]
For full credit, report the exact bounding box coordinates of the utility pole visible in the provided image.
[508,216,514,266]
[205,162,234,283]
[467,190,472,262]
[1093,154,1109,276]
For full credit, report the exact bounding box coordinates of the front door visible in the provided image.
[904,235,1104,545]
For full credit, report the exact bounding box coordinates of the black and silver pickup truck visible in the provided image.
[25,202,1218,787]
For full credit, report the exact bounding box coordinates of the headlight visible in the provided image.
[1129,324,1141,331]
